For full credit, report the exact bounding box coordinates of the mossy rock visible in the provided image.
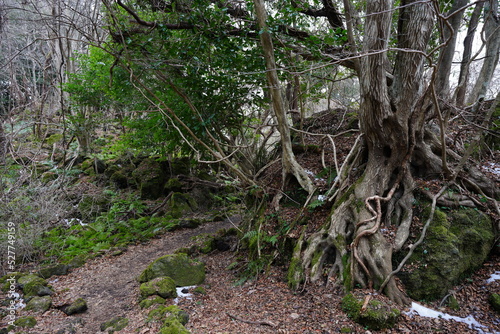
[0,272,23,292]
[160,319,190,334]
[100,316,129,333]
[25,296,52,313]
[164,177,184,192]
[138,253,205,286]
[489,293,500,313]
[14,316,37,328]
[61,298,87,315]
[398,207,494,301]
[140,277,177,300]
[38,263,71,278]
[341,292,400,330]
[167,193,198,219]
[139,296,166,309]
[132,158,168,199]
[149,305,189,328]
[170,157,191,175]
[66,254,88,269]
[110,170,130,189]
[17,274,50,297]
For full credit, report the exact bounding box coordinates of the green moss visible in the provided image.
[139,277,177,300]
[489,293,500,313]
[17,274,49,297]
[138,253,205,286]
[342,253,352,290]
[159,319,190,334]
[140,296,166,309]
[63,298,88,315]
[25,296,52,313]
[341,293,400,330]
[193,286,206,295]
[14,316,37,328]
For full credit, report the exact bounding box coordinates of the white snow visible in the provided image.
[174,286,196,304]
[405,302,491,333]
[486,271,500,284]
[482,162,500,177]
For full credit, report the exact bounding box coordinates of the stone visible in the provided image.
[39,264,71,278]
[17,274,50,297]
[489,293,500,313]
[61,298,88,315]
[26,296,52,313]
[140,277,177,300]
[132,158,167,199]
[100,316,129,333]
[139,296,166,309]
[341,293,400,330]
[398,207,494,301]
[138,253,205,286]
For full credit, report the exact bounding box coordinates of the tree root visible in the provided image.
[226,312,277,327]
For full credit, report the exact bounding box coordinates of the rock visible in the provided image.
[26,296,52,313]
[132,158,168,199]
[14,316,37,328]
[38,264,71,278]
[17,274,50,297]
[148,305,190,333]
[140,277,177,300]
[100,316,129,333]
[138,253,205,286]
[139,296,166,309]
[489,293,500,313]
[160,319,190,334]
[398,207,494,300]
[61,298,88,315]
[167,193,198,219]
[341,292,400,330]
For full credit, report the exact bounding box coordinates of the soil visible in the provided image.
[3,217,499,334]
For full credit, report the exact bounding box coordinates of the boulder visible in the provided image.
[398,207,494,301]
[148,305,190,334]
[138,253,205,286]
[341,292,400,330]
[14,316,37,328]
[17,274,51,297]
[38,264,71,278]
[489,293,500,313]
[140,277,177,300]
[60,297,88,315]
[25,296,52,313]
[132,158,168,199]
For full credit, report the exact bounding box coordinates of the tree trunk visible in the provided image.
[468,0,500,104]
[253,0,315,196]
[291,0,434,305]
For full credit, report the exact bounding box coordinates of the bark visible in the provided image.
[468,0,500,104]
[454,1,484,106]
[435,0,468,100]
[253,0,315,196]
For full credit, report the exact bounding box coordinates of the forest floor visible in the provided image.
[6,217,500,334]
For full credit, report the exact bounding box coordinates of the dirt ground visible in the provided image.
[3,214,499,334]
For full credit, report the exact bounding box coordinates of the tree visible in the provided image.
[95,0,499,304]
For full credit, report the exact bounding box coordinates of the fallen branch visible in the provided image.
[226,312,277,327]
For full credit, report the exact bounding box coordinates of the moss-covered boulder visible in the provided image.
[61,297,87,315]
[167,193,198,218]
[25,296,52,313]
[139,296,166,309]
[138,253,205,286]
[38,263,71,278]
[140,277,177,300]
[17,274,51,297]
[132,158,167,199]
[398,207,494,301]
[341,292,400,330]
[489,293,500,313]
[14,316,37,328]
[100,316,129,333]
[148,305,190,333]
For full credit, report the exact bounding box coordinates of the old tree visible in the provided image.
[102,0,500,304]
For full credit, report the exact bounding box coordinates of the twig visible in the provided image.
[226,312,277,327]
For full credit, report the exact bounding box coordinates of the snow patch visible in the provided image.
[486,271,500,284]
[174,286,196,304]
[482,162,500,177]
[405,302,492,333]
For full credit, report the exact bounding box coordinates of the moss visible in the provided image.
[489,293,500,313]
[25,296,52,313]
[342,253,352,290]
[399,207,494,301]
[62,298,88,315]
[138,253,205,286]
[159,319,190,334]
[167,193,198,219]
[448,295,460,311]
[341,293,400,330]
[140,296,166,309]
[139,277,177,300]
[17,274,49,297]
[193,286,206,295]
[14,316,37,328]
[100,316,129,333]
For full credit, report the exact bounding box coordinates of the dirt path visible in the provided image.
[24,216,241,334]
